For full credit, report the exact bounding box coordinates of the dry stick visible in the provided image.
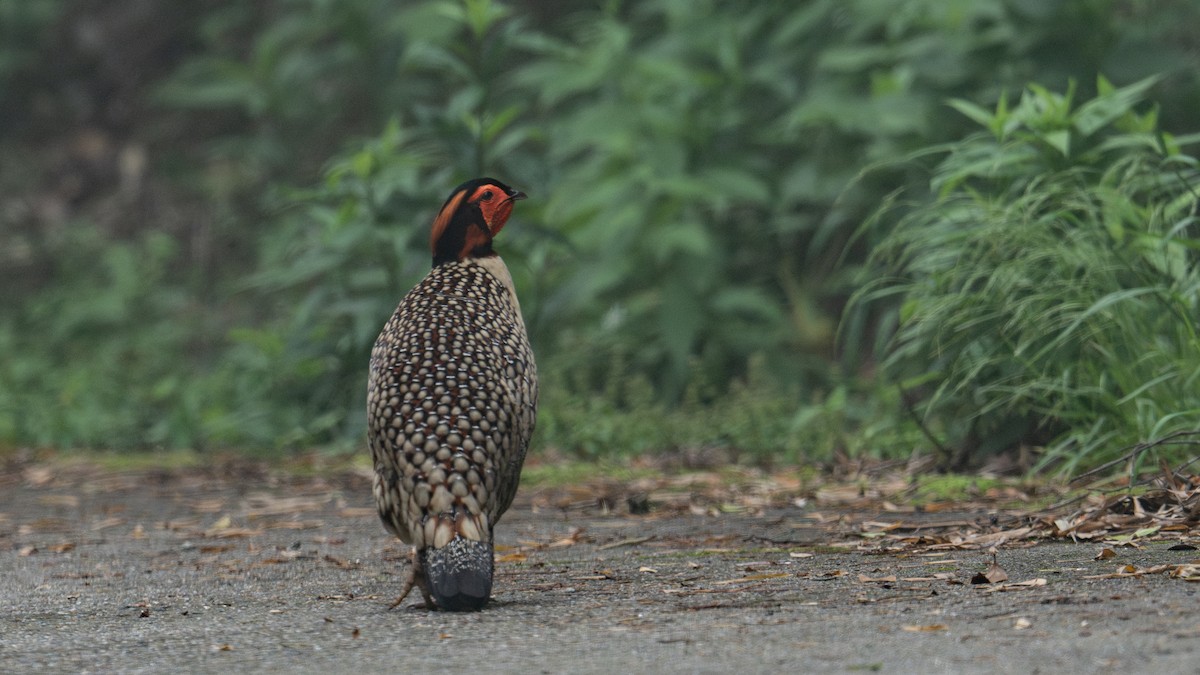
[989,441,1200,531]
[597,536,654,551]
[1169,452,1200,476]
[1042,491,1091,514]
[1047,473,1193,518]
[1041,432,1200,514]
[1068,429,1200,486]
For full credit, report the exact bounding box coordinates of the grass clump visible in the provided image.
[859,77,1200,474]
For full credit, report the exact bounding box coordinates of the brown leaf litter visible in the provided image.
[844,466,1200,556]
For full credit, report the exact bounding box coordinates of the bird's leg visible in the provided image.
[389,547,436,610]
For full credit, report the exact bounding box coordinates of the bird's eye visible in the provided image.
[480,190,494,201]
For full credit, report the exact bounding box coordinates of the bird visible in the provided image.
[367,177,537,611]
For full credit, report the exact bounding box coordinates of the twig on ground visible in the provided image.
[1069,430,1200,487]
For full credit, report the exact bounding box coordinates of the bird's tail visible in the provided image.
[421,513,493,611]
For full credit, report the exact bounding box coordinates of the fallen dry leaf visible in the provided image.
[741,572,790,581]
[968,528,1034,547]
[90,517,124,531]
[981,578,1048,593]
[38,494,80,508]
[323,554,360,569]
[242,494,328,518]
[971,562,1008,585]
[1106,536,1144,548]
[901,624,948,632]
[204,527,264,539]
[548,527,586,548]
[1170,564,1200,581]
[858,574,898,584]
[263,520,324,530]
[1086,563,1200,580]
[199,545,234,554]
[21,518,72,534]
[713,572,789,585]
[23,466,54,486]
[813,570,848,579]
[900,573,957,582]
[189,499,225,514]
[1095,548,1117,560]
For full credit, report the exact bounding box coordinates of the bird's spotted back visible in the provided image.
[367,258,537,550]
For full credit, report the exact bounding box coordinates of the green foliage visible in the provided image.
[4,0,1200,470]
[227,1,549,448]
[537,350,810,462]
[250,0,1200,451]
[0,0,64,98]
[862,76,1200,472]
[154,0,412,178]
[908,475,1004,503]
[0,226,205,447]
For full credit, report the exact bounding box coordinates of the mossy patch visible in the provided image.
[908,475,1004,503]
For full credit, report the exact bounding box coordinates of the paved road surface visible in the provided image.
[2,464,1197,673]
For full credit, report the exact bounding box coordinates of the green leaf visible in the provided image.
[351,151,375,179]
[947,99,994,130]
[1042,129,1070,157]
[1073,75,1161,137]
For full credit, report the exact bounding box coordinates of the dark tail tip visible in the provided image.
[421,536,493,611]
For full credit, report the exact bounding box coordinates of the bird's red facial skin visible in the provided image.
[469,184,516,236]
[484,199,515,235]
[429,180,524,263]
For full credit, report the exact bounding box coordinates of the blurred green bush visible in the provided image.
[859,76,1200,472]
[2,0,1199,470]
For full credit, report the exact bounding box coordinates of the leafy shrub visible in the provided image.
[0,226,201,447]
[243,0,1200,451]
[860,77,1200,473]
[4,0,1200,462]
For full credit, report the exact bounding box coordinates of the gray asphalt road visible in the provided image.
[2,465,1197,674]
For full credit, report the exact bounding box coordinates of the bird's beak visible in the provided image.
[505,189,527,203]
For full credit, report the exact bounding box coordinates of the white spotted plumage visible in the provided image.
[367,179,535,611]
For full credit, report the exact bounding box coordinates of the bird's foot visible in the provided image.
[388,548,436,610]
